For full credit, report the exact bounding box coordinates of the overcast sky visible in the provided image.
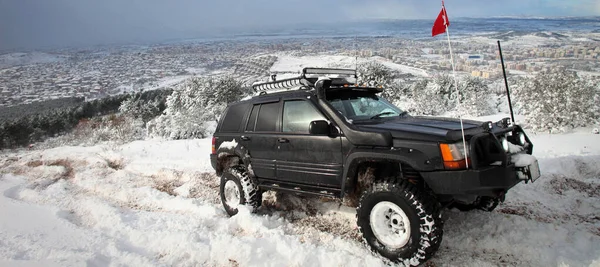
[1,0,599,51]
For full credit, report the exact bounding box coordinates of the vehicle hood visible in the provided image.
[356,116,485,142]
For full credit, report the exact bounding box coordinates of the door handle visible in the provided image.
[277,138,289,143]
[241,136,250,141]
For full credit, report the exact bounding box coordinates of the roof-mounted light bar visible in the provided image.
[303,68,357,77]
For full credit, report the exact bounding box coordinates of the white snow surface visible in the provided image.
[0,52,68,68]
[511,153,537,167]
[507,142,525,154]
[1,130,600,266]
[218,139,238,151]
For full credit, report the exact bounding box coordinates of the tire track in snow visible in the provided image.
[1,151,385,267]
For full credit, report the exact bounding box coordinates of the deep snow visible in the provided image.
[1,128,599,266]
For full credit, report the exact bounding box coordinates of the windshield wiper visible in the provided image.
[369,111,409,120]
[370,112,396,120]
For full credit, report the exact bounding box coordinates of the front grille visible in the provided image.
[470,133,506,169]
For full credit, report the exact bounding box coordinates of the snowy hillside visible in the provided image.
[1,127,600,266]
[270,54,429,77]
[0,52,68,68]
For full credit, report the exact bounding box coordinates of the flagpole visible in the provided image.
[442,5,469,168]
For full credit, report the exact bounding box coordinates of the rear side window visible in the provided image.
[255,102,279,132]
[220,104,247,132]
[245,104,260,131]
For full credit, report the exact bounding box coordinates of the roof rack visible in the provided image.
[252,67,357,92]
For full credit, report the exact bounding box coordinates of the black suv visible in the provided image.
[210,68,540,265]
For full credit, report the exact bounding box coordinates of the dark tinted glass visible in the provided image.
[245,104,260,131]
[221,103,247,132]
[255,102,279,132]
[283,100,325,133]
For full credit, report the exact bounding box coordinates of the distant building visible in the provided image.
[466,54,484,61]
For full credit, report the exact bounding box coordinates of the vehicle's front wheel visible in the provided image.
[357,179,443,266]
[220,166,262,216]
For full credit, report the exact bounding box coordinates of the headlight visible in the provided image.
[517,132,526,145]
[455,142,470,159]
[499,137,509,151]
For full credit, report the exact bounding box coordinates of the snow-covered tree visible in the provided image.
[406,79,439,115]
[460,76,495,117]
[406,75,455,116]
[147,76,250,139]
[356,62,408,104]
[512,71,599,133]
[357,62,395,88]
[119,94,162,124]
[406,75,494,117]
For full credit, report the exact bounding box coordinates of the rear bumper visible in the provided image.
[210,154,217,171]
[420,164,522,197]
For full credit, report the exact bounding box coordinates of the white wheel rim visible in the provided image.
[224,180,241,209]
[369,201,411,249]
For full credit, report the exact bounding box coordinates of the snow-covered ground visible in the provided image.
[0,52,68,68]
[1,129,600,266]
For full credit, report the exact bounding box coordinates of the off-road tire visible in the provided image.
[452,196,500,212]
[220,165,262,216]
[356,178,443,266]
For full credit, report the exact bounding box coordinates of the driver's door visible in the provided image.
[276,99,343,187]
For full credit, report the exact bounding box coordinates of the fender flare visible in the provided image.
[215,139,252,176]
[340,151,427,197]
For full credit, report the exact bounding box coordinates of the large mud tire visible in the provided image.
[220,166,262,216]
[357,178,443,266]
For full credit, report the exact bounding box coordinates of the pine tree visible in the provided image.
[513,71,599,132]
[147,76,250,139]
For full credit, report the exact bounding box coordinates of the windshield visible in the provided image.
[327,93,406,122]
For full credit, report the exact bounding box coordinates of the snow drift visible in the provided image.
[1,131,599,266]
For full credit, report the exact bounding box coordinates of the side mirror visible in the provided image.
[309,120,330,135]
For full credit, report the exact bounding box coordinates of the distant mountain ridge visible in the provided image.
[2,17,598,53]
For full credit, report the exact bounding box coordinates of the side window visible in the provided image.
[245,104,260,131]
[255,102,279,132]
[221,103,247,132]
[283,100,326,133]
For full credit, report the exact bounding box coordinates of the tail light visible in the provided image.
[211,137,216,154]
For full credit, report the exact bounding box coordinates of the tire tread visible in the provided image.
[356,178,443,266]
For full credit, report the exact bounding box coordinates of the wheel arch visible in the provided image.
[215,139,252,176]
[341,152,428,198]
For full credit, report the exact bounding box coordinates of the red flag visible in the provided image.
[432,5,450,37]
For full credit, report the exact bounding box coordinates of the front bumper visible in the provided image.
[420,164,522,197]
[423,120,540,198]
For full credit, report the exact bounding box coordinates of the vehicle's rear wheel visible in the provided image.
[357,178,443,266]
[220,165,262,216]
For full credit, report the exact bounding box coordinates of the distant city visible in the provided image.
[1,17,599,107]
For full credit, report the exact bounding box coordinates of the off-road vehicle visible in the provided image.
[210,68,540,265]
